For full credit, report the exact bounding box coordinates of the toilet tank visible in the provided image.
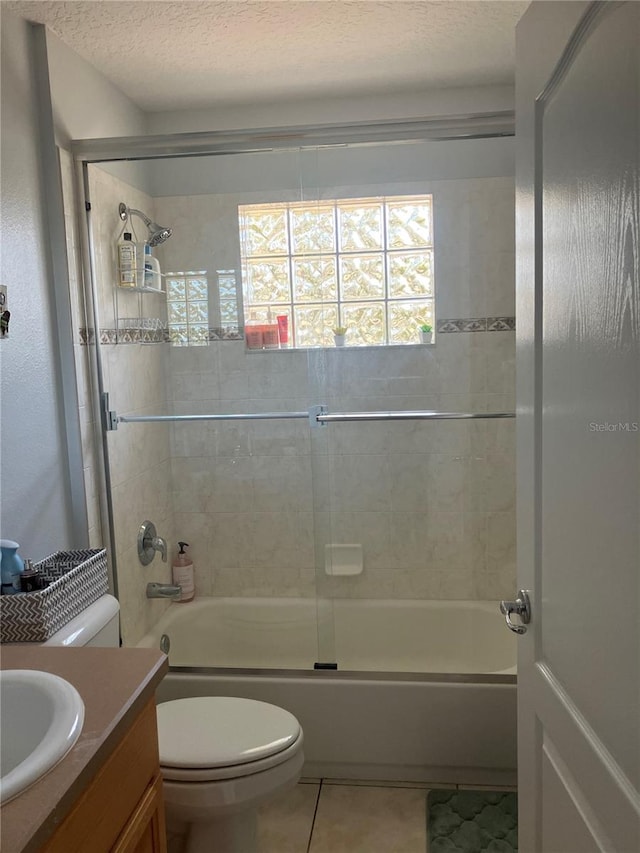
[43,594,120,647]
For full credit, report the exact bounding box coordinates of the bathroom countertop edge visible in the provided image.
[0,646,168,853]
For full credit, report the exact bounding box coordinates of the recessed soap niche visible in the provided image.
[324,544,363,576]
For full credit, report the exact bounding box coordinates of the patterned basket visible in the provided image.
[0,549,108,643]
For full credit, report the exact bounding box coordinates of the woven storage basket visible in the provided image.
[0,549,108,643]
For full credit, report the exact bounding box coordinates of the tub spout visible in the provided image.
[146,582,181,600]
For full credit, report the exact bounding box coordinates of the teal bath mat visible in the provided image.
[427,789,518,852]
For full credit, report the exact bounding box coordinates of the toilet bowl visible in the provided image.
[157,696,304,853]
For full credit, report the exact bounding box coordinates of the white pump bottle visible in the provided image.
[172,541,195,602]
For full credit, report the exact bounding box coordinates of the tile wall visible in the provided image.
[61,159,175,645]
[63,162,516,648]
[160,176,516,602]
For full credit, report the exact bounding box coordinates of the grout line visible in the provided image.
[306,779,323,853]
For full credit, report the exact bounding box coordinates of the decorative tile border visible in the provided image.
[437,317,515,333]
[207,327,243,341]
[79,326,243,345]
[80,318,515,344]
[487,316,516,331]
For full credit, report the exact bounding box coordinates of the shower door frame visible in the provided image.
[73,112,516,666]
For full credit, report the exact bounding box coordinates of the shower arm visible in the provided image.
[118,202,172,247]
[119,202,151,228]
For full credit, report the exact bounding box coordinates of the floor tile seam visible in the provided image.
[318,777,451,791]
[306,778,323,853]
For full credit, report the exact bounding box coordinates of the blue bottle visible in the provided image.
[1,540,24,593]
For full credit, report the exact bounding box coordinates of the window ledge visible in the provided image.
[245,342,436,354]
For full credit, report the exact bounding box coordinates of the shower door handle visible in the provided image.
[499,590,531,635]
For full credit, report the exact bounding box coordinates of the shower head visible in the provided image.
[147,225,172,247]
[119,202,172,246]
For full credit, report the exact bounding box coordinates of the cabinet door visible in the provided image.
[43,700,161,853]
[112,774,167,853]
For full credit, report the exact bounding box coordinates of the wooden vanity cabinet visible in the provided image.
[42,698,167,853]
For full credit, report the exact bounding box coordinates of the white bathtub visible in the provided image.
[138,597,516,674]
[139,597,517,786]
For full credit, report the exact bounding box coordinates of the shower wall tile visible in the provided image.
[212,567,317,598]
[250,512,315,569]
[171,370,220,403]
[116,508,175,646]
[219,370,250,400]
[172,512,218,569]
[108,408,171,488]
[388,513,430,570]
[172,456,254,514]
[111,462,173,557]
[252,456,314,512]
[328,422,391,457]
[216,421,254,457]
[70,166,174,644]
[328,455,391,513]
[487,512,517,572]
[156,174,516,606]
[250,420,311,457]
[327,512,392,571]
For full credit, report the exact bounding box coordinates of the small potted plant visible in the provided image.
[333,326,348,347]
[419,323,433,344]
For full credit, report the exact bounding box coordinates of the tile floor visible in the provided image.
[169,779,518,853]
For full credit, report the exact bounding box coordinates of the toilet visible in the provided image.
[157,696,304,853]
[43,595,304,852]
[43,593,120,647]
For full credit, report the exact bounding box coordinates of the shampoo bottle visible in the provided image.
[117,232,138,288]
[144,244,162,290]
[172,541,195,602]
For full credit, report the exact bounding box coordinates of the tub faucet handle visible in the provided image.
[152,536,167,562]
[138,520,168,566]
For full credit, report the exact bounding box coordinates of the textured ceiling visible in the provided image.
[6,1,528,111]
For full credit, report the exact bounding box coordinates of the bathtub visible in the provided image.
[139,597,517,786]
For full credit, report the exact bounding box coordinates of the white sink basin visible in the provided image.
[0,670,84,804]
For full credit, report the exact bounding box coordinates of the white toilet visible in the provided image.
[43,593,120,647]
[157,696,304,853]
[43,595,304,852]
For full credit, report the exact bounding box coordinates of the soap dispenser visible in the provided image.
[0,540,24,594]
[172,542,195,602]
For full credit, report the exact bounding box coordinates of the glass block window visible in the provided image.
[166,271,209,347]
[217,269,240,332]
[239,196,434,347]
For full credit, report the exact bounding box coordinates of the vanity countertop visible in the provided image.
[0,646,168,853]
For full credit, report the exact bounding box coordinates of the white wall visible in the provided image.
[45,30,150,191]
[147,85,514,135]
[45,30,147,145]
[0,10,148,559]
[0,10,74,559]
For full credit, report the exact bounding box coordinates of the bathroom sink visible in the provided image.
[0,670,84,804]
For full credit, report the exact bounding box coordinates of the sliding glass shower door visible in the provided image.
[82,124,517,676]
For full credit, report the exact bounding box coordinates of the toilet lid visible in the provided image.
[156,697,301,769]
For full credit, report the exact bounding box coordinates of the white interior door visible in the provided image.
[516,2,639,851]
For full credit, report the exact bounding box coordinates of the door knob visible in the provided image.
[499,590,531,634]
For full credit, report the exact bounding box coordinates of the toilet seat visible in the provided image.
[157,697,302,782]
[161,735,303,782]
